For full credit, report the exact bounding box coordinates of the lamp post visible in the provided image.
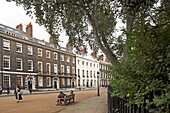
[97,71,100,96]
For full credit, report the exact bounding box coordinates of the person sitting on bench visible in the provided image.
[56,91,66,105]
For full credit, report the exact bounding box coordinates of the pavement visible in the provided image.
[59,93,107,113]
[0,88,107,113]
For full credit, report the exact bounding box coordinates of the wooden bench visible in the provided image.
[58,94,75,105]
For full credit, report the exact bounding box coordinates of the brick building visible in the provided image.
[0,23,76,90]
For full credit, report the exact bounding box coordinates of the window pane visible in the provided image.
[3,56,10,69]
[17,59,22,70]
[3,75,10,87]
[3,39,10,50]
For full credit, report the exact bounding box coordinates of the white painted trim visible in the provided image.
[0,71,37,75]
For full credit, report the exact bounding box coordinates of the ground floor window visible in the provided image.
[17,75,23,87]
[38,76,43,87]
[47,77,51,87]
[61,78,65,86]
[67,78,70,86]
[78,79,80,86]
[83,80,85,86]
[3,75,10,87]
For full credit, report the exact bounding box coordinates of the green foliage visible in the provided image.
[110,0,170,112]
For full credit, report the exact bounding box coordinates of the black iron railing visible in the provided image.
[107,85,149,113]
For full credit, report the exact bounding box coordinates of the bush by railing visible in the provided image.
[107,85,149,113]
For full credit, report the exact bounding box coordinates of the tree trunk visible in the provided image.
[123,16,133,60]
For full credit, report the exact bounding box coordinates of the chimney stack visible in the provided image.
[80,48,86,55]
[16,23,23,31]
[98,54,104,61]
[26,22,33,37]
[91,52,97,58]
[49,36,53,43]
[66,42,73,50]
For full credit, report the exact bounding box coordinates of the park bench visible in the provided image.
[58,94,75,105]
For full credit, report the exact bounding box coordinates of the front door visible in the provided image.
[87,82,89,87]
[72,82,74,88]
[28,81,32,89]
[54,81,57,89]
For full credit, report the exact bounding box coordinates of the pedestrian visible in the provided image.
[14,85,22,103]
[56,91,66,105]
[70,90,74,95]
[7,86,10,95]
[0,85,2,95]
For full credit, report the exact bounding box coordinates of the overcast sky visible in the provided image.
[0,0,68,46]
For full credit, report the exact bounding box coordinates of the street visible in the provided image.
[0,89,106,113]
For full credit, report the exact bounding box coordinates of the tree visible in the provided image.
[7,0,122,65]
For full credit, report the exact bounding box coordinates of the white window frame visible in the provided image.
[3,74,10,87]
[54,52,58,60]
[28,60,33,71]
[67,56,70,62]
[67,66,70,74]
[3,55,10,69]
[38,76,43,87]
[61,54,64,61]
[61,65,65,73]
[3,39,10,50]
[16,58,22,70]
[46,63,51,74]
[67,78,70,85]
[54,64,58,75]
[72,67,75,74]
[46,77,51,87]
[28,46,33,55]
[16,43,22,53]
[38,48,42,57]
[38,61,43,73]
[72,57,75,63]
[46,50,50,58]
[17,75,23,87]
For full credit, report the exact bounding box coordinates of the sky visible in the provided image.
[0,0,69,46]
[0,0,124,55]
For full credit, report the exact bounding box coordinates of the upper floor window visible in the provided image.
[61,65,65,73]
[78,60,80,64]
[46,50,50,58]
[86,62,88,66]
[67,56,70,62]
[54,52,58,60]
[16,43,22,53]
[3,39,10,50]
[16,58,22,70]
[90,63,92,67]
[72,67,75,74]
[54,64,58,75]
[28,60,33,71]
[67,66,70,74]
[38,48,42,57]
[94,64,95,68]
[82,70,85,77]
[28,46,33,55]
[82,61,84,65]
[46,63,51,74]
[72,57,75,63]
[61,54,64,61]
[38,61,43,73]
[3,55,10,69]
[78,69,80,76]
